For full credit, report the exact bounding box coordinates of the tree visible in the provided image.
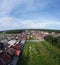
[44,35,60,49]
[56,36,60,48]
[0,42,3,49]
[44,35,53,44]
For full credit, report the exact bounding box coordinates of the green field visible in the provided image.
[17,41,60,65]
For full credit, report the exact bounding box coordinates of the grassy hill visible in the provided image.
[17,41,60,65]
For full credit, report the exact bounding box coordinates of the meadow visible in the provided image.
[17,41,60,65]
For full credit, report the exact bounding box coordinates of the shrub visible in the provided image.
[44,35,60,49]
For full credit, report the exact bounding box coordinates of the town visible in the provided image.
[0,0,60,65]
[0,30,27,65]
[0,30,60,65]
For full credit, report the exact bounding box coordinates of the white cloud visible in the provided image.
[0,0,51,16]
[0,0,60,30]
[0,16,60,31]
[0,0,23,16]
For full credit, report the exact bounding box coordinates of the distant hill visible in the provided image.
[0,29,60,34]
[0,29,25,34]
[27,29,60,33]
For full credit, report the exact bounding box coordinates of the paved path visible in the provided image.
[27,39,44,42]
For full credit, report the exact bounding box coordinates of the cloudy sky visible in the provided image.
[0,0,60,31]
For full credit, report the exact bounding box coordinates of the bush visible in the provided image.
[44,35,60,49]
[56,36,60,49]
[0,42,3,49]
[44,35,55,45]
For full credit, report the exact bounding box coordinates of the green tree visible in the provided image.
[56,36,60,49]
[44,35,54,44]
[0,42,3,49]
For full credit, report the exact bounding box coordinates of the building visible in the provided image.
[8,40,16,47]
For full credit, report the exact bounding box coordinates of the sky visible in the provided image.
[0,0,60,31]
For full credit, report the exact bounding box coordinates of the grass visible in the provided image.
[17,41,60,65]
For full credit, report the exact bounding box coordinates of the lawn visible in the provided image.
[17,41,60,65]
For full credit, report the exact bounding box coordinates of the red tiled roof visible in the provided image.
[0,49,13,64]
[11,44,22,50]
[15,50,20,56]
[0,58,5,65]
[0,42,23,65]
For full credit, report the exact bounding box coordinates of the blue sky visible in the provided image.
[0,0,60,31]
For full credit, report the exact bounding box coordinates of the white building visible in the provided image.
[8,40,16,47]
